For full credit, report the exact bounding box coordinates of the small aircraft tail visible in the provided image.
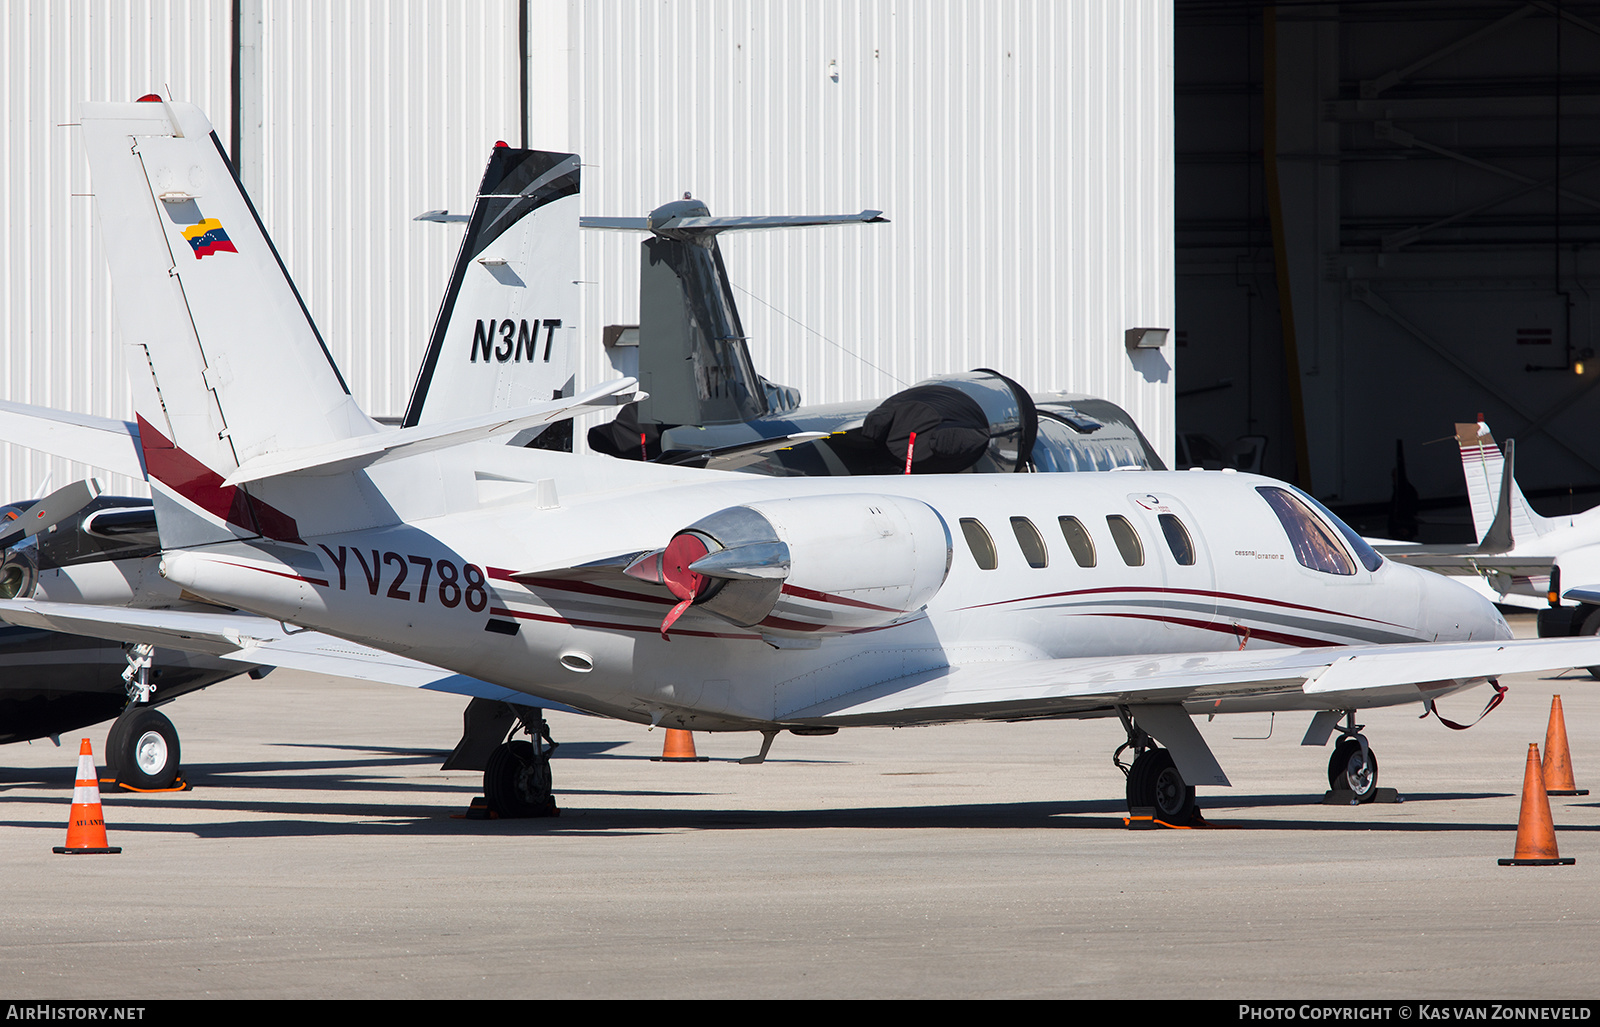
[1455,420,1552,547]
[80,99,378,545]
[401,146,581,436]
[583,201,886,429]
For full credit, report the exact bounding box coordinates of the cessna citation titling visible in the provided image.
[20,100,1600,825]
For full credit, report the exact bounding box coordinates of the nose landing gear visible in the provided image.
[1323,711,1397,805]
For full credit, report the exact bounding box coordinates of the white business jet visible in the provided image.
[12,100,1600,825]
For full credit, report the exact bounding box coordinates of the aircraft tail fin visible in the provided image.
[582,201,885,428]
[402,147,582,436]
[1455,420,1551,547]
[80,100,377,545]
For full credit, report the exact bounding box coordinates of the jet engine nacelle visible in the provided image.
[631,494,952,637]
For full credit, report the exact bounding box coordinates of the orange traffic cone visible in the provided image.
[1499,743,1573,866]
[53,739,121,855]
[1542,696,1588,796]
[651,728,709,762]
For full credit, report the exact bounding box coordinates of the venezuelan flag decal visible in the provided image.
[182,218,238,259]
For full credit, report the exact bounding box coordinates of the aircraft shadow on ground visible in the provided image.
[2,785,1587,840]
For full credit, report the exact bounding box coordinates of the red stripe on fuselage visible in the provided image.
[779,583,903,613]
[135,415,303,543]
[957,585,1403,627]
[487,605,762,640]
[1093,611,1344,648]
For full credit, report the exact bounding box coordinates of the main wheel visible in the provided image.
[1327,739,1378,801]
[1126,748,1196,824]
[483,740,554,818]
[109,707,181,790]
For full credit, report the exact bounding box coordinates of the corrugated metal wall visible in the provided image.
[0,0,233,499]
[0,0,1173,503]
[559,0,1175,461]
[252,0,522,419]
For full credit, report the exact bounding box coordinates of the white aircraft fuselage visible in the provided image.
[152,449,1508,732]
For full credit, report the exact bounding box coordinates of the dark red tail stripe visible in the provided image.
[136,415,302,543]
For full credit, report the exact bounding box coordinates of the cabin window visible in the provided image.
[1010,517,1048,568]
[1158,513,1196,566]
[1257,487,1356,576]
[1106,515,1144,567]
[1057,516,1096,567]
[960,518,998,570]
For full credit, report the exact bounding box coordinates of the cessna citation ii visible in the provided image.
[11,100,1600,826]
[0,131,601,788]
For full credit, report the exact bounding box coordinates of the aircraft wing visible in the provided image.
[657,432,830,471]
[778,637,1600,726]
[0,400,144,479]
[1377,549,1556,576]
[0,599,583,712]
[221,377,643,486]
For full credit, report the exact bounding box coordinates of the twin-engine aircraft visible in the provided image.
[0,136,601,785]
[11,100,1600,825]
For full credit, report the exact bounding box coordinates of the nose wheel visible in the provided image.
[1328,738,1379,802]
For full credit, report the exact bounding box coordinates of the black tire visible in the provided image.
[1126,748,1196,824]
[1327,739,1378,801]
[1580,607,1600,680]
[103,711,132,779]
[109,707,181,790]
[483,740,554,818]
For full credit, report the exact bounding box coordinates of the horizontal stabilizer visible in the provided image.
[222,378,643,486]
[0,479,102,548]
[581,211,886,235]
[0,400,144,479]
[0,598,580,711]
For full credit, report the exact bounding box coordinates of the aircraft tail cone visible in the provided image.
[53,739,122,855]
[1500,743,1574,866]
[652,728,709,763]
[1542,695,1588,796]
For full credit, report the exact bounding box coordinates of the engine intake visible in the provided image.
[629,494,951,637]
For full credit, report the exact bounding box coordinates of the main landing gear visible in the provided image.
[482,709,560,818]
[105,642,184,791]
[1115,709,1199,826]
[105,705,181,791]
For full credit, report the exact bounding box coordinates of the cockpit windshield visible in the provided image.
[1256,486,1357,576]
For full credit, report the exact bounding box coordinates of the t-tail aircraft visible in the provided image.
[13,100,1600,825]
[1424,421,1600,665]
[1377,422,1600,664]
[0,133,603,787]
[579,198,1164,476]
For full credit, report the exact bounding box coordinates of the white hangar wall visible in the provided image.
[0,0,1173,501]
[0,0,233,500]
[552,0,1175,462]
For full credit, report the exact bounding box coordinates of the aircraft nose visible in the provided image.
[1414,567,1511,641]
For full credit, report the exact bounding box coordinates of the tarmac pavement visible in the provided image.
[2,614,1598,999]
